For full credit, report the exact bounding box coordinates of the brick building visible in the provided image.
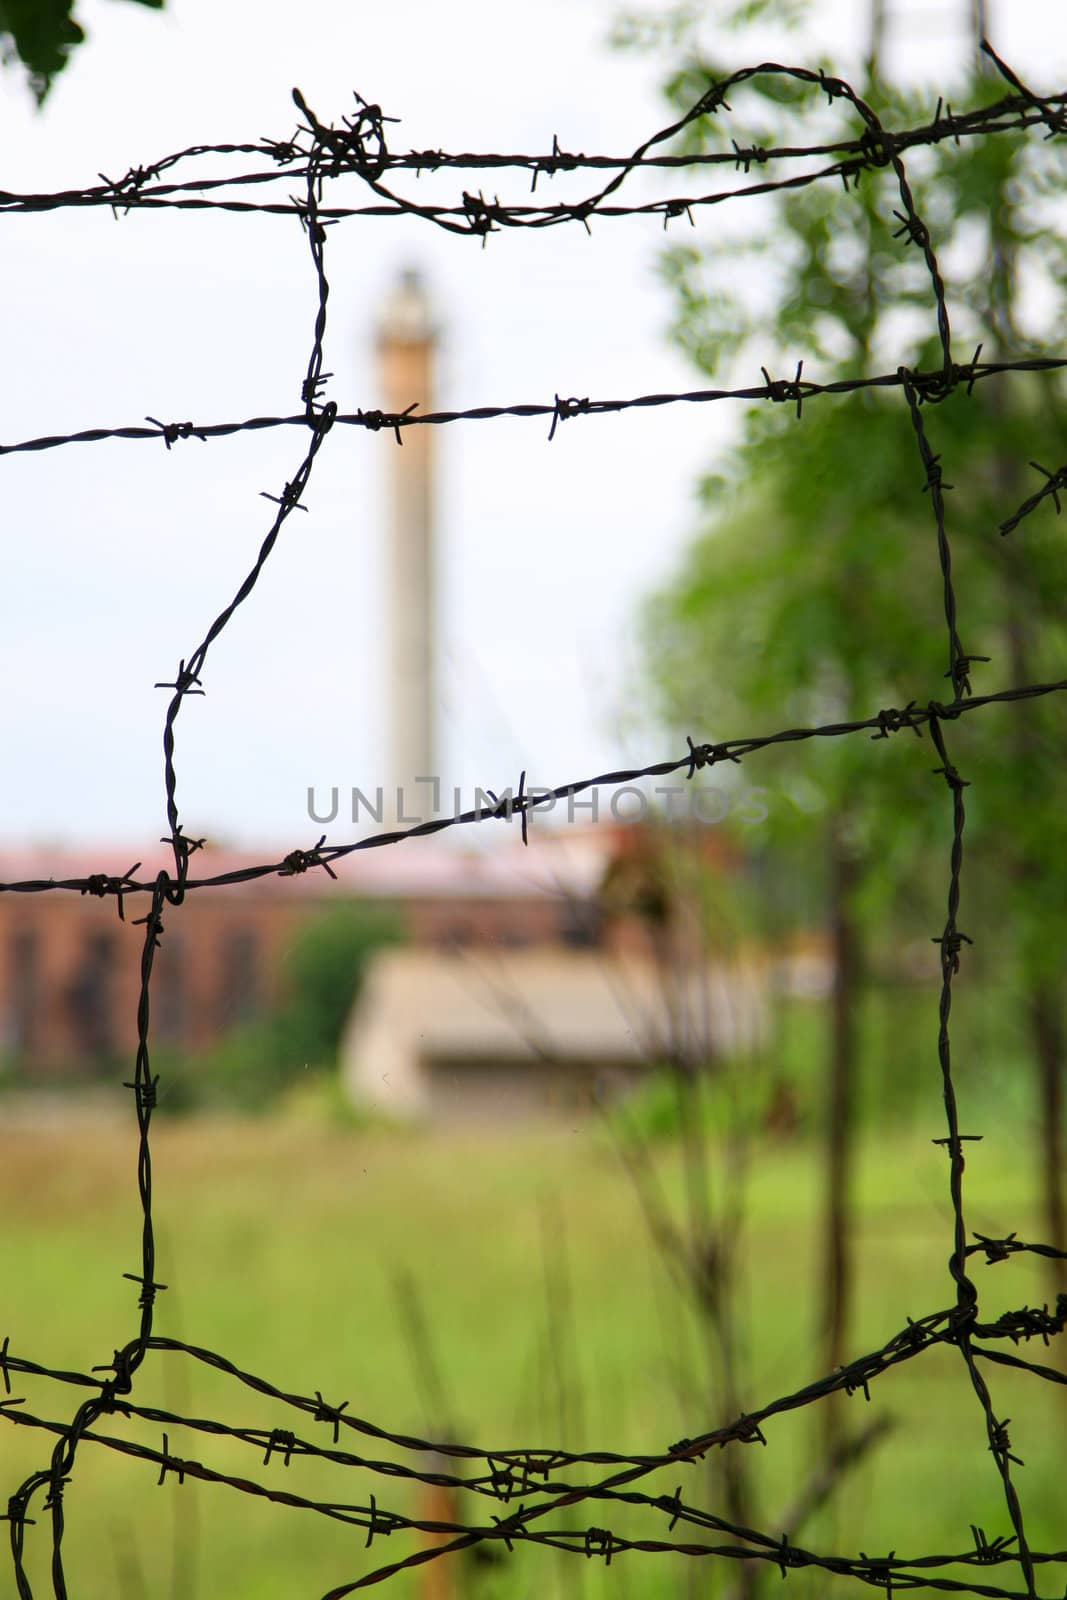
[0,829,613,1077]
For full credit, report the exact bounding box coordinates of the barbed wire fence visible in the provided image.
[3,36,1067,1599]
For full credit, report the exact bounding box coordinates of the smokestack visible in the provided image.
[377,268,437,827]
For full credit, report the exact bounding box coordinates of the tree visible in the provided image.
[0,0,164,105]
[627,0,1067,1422]
[163,900,402,1113]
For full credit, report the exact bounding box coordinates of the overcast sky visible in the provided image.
[3,0,1064,850]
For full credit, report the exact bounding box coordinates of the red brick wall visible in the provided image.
[0,880,588,1075]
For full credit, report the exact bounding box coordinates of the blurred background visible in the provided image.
[2,1,1067,1596]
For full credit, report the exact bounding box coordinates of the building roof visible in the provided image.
[341,944,768,1122]
[0,826,614,903]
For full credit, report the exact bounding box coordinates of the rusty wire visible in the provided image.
[3,38,1067,1600]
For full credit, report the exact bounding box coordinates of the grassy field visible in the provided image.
[1,1089,1063,1600]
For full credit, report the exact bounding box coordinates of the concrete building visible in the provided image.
[341,942,767,1124]
[0,831,606,1077]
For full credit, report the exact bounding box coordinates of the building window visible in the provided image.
[66,931,116,1062]
[561,899,601,948]
[9,929,40,1057]
[218,928,260,1028]
[155,932,186,1043]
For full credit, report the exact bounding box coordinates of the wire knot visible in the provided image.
[325,91,397,180]
[947,654,989,698]
[131,904,165,947]
[859,126,895,168]
[871,703,921,740]
[122,1074,159,1113]
[80,862,141,922]
[263,1428,296,1467]
[694,82,732,117]
[926,699,961,722]
[364,1492,400,1547]
[817,68,850,104]
[312,398,338,435]
[777,1533,803,1577]
[902,364,962,406]
[931,760,969,791]
[490,1505,527,1552]
[98,162,161,216]
[301,371,333,408]
[123,1271,167,1308]
[760,361,807,418]
[281,834,338,879]
[530,134,583,190]
[482,771,530,843]
[357,401,417,444]
[972,1230,1017,1265]
[313,1391,350,1443]
[931,929,972,973]
[930,97,963,147]
[970,1525,1016,1564]
[733,1413,767,1446]
[0,1493,34,1528]
[93,1345,136,1395]
[686,735,741,777]
[548,393,591,440]
[488,1458,517,1501]
[731,139,768,173]
[157,1432,186,1487]
[858,1550,897,1592]
[668,1435,705,1461]
[145,416,206,450]
[986,1302,1066,1345]
[932,1133,982,1162]
[662,199,694,230]
[657,1486,684,1532]
[43,1471,70,1511]
[462,189,502,239]
[266,136,301,165]
[164,827,205,900]
[988,1418,1023,1467]
[155,659,205,697]
[260,479,309,514]
[891,207,929,250]
[897,1317,929,1351]
[584,1527,616,1564]
[841,1366,872,1401]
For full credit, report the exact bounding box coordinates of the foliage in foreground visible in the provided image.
[0,0,164,104]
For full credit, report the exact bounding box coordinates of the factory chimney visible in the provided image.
[377,268,437,827]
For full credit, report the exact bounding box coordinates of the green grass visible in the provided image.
[1,1081,1063,1600]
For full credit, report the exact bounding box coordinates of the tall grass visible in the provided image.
[1,1049,1058,1599]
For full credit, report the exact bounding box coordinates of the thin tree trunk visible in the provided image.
[1029,979,1067,1301]
[822,823,861,1446]
[974,0,1066,1314]
[1003,577,1066,1309]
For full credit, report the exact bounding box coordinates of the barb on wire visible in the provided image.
[5,355,1067,461]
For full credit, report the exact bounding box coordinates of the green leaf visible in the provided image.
[0,0,165,105]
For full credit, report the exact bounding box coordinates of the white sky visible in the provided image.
[2,0,1064,849]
